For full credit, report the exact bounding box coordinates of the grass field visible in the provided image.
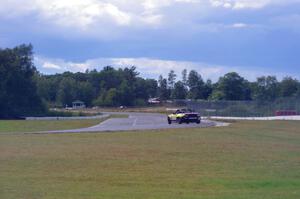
[0,119,103,133]
[0,121,299,199]
[0,114,128,134]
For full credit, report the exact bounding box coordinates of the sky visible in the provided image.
[0,0,300,81]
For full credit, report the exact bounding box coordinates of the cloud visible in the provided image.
[109,58,223,78]
[231,23,248,28]
[34,0,132,28]
[35,56,226,80]
[209,0,300,10]
[1,0,295,29]
[271,14,300,32]
[42,62,61,70]
[0,0,199,30]
[0,0,298,41]
[35,56,296,81]
[35,56,90,73]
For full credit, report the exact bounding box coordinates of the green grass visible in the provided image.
[0,119,103,133]
[0,121,299,199]
[0,114,128,134]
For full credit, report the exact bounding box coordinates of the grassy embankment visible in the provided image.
[0,119,102,133]
[0,114,128,133]
[0,121,299,199]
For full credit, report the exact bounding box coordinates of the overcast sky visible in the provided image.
[1,0,300,81]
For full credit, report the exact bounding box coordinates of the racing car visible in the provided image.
[167,109,201,124]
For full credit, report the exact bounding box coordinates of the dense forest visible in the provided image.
[1,44,300,118]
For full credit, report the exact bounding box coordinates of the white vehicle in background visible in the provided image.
[148,98,161,104]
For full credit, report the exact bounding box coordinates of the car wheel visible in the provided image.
[168,117,172,124]
[178,118,183,124]
[196,120,200,124]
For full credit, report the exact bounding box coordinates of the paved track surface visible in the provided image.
[45,112,218,134]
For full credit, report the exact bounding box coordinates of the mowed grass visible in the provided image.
[0,119,103,133]
[0,121,299,199]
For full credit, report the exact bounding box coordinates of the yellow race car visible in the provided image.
[167,109,201,124]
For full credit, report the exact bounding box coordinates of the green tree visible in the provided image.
[168,70,177,89]
[171,81,187,99]
[99,66,122,90]
[182,69,188,87]
[36,75,61,104]
[94,88,119,107]
[158,75,170,100]
[104,88,119,106]
[76,81,94,106]
[296,87,300,98]
[252,76,279,101]
[133,78,158,103]
[203,79,213,100]
[212,72,251,100]
[144,79,158,98]
[122,66,139,83]
[56,77,77,107]
[187,70,205,99]
[0,44,45,118]
[118,80,134,106]
[279,77,299,97]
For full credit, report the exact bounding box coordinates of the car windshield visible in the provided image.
[175,109,194,114]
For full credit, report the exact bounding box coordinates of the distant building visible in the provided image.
[72,100,86,109]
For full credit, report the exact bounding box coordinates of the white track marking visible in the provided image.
[133,118,138,126]
[207,116,300,121]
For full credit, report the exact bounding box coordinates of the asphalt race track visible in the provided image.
[45,112,218,134]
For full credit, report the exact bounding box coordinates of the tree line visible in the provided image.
[1,44,300,118]
[38,68,300,108]
[158,70,300,101]
[36,66,158,107]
